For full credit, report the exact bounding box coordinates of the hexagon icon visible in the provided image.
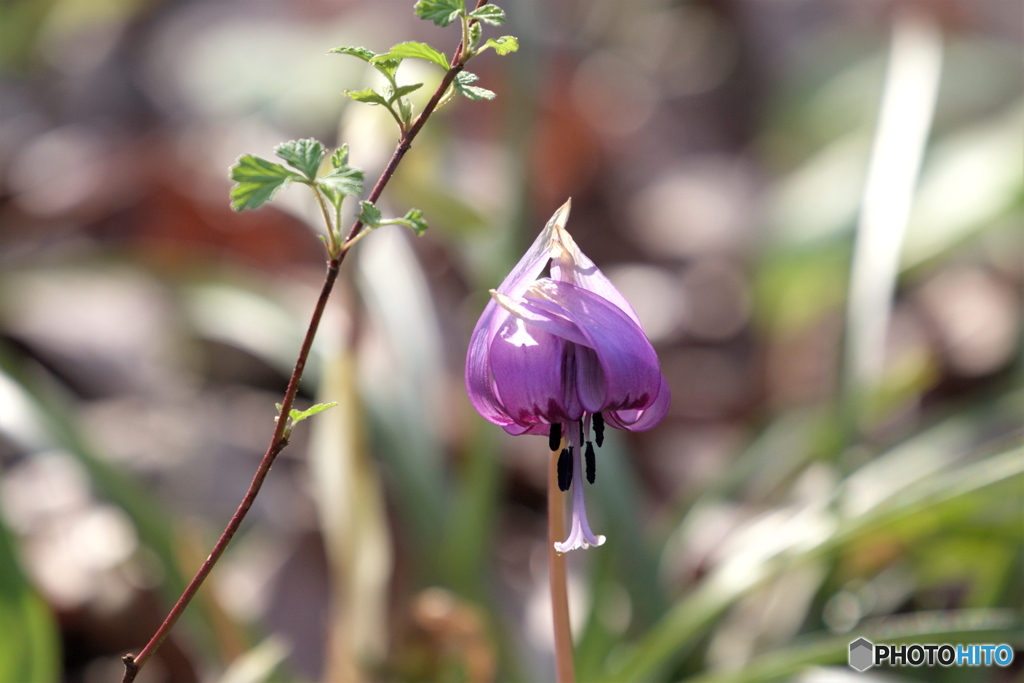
[849,638,874,672]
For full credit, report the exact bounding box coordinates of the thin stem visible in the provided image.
[312,185,339,257]
[122,258,338,682]
[121,19,485,682]
[548,443,576,683]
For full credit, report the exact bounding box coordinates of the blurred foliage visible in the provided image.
[0,0,1021,682]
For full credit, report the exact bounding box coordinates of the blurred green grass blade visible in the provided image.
[355,227,447,570]
[307,353,391,675]
[0,345,221,658]
[603,444,1024,682]
[678,609,1022,683]
[592,431,666,629]
[0,514,60,683]
[216,635,290,683]
[902,100,1024,269]
[441,418,501,598]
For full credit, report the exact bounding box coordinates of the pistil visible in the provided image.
[554,419,606,552]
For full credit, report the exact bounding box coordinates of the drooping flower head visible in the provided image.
[466,200,669,551]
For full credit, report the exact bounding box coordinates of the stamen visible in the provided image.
[585,442,595,484]
[549,423,562,452]
[557,448,572,492]
[593,412,605,447]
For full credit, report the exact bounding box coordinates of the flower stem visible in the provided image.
[121,15,486,681]
[548,444,576,683]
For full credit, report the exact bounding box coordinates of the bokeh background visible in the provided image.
[0,0,1021,681]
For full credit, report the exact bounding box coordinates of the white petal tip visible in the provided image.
[553,535,606,553]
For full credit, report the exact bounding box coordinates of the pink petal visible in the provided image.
[522,280,665,415]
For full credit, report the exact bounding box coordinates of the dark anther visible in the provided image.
[557,448,573,491]
[549,423,562,452]
[594,412,605,447]
[579,421,585,446]
[585,442,596,484]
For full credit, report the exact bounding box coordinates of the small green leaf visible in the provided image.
[342,88,391,107]
[392,208,429,236]
[469,5,505,25]
[453,71,495,101]
[331,145,349,169]
[482,35,518,55]
[414,0,464,27]
[327,45,376,62]
[229,155,301,211]
[469,21,482,47]
[274,139,325,180]
[374,41,450,70]
[318,166,365,208]
[358,201,382,227]
[373,59,402,79]
[398,98,414,123]
[391,83,424,101]
[290,402,338,424]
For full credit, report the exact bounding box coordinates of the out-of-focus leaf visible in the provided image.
[217,636,290,683]
[901,102,1024,268]
[308,354,392,674]
[414,0,464,27]
[602,440,1024,682]
[482,36,518,55]
[327,45,376,62]
[765,133,869,246]
[229,155,301,212]
[469,5,505,25]
[355,228,447,573]
[274,138,325,181]
[0,514,60,683]
[0,348,223,659]
[373,41,450,70]
[453,71,495,100]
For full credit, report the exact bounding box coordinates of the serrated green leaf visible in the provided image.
[318,166,365,208]
[374,41,450,70]
[331,145,350,169]
[289,402,338,424]
[482,35,518,55]
[453,71,495,101]
[327,45,376,62]
[393,208,429,236]
[391,83,424,101]
[373,59,402,79]
[342,88,391,107]
[469,5,505,25]
[229,155,301,211]
[414,0,464,27]
[358,201,382,227]
[469,21,482,47]
[274,138,325,180]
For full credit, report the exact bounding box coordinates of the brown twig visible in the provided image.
[121,15,485,680]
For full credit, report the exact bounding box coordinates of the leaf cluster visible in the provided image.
[229,139,364,214]
[330,2,518,133]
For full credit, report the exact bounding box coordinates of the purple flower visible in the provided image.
[465,200,670,552]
